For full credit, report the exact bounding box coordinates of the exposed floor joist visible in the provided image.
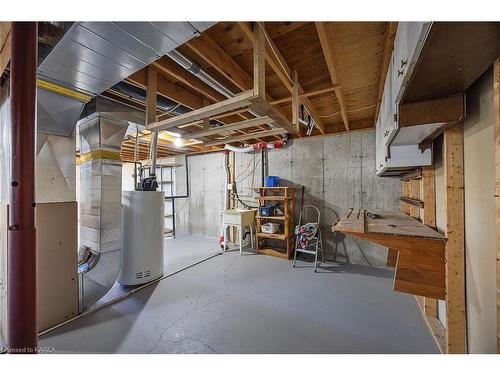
[315,22,350,131]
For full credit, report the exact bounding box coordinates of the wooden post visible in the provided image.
[422,165,438,317]
[253,23,266,99]
[291,70,300,134]
[493,57,500,354]
[443,123,466,354]
[146,67,158,125]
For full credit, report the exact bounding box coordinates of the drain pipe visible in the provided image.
[149,130,159,177]
[8,22,38,353]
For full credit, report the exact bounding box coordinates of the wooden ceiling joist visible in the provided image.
[203,128,287,147]
[315,22,350,131]
[152,57,226,103]
[127,69,203,111]
[186,33,253,91]
[180,116,272,139]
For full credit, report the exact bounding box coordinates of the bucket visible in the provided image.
[264,176,280,187]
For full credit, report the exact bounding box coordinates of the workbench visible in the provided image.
[332,209,446,299]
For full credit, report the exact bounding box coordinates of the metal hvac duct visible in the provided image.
[33,21,216,310]
[77,112,128,311]
[37,22,216,136]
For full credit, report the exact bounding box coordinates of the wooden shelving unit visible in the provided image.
[255,187,295,260]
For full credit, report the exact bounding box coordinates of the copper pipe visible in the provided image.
[8,22,38,353]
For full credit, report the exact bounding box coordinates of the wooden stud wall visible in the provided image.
[422,165,438,318]
[399,165,447,353]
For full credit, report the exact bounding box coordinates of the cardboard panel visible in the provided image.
[37,202,78,331]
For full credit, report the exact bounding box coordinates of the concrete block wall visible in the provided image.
[175,129,401,266]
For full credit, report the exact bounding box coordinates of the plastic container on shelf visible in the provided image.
[264,176,280,187]
[259,205,274,217]
[261,222,280,234]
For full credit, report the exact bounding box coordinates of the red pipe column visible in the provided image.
[8,22,38,353]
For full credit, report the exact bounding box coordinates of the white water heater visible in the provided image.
[118,191,165,286]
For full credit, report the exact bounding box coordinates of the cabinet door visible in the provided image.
[391,22,409,104]
[375,115,387,175]
[382,61,397,146]
[392,22,432,104]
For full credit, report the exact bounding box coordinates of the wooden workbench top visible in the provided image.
[332,208,446,300]
[333,208,444,240]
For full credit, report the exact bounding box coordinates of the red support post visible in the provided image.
[8,21,38,354]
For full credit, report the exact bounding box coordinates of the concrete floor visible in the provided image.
[40,235,438,354]
[95,234,220,306]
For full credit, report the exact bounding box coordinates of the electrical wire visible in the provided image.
[236,157,261,183]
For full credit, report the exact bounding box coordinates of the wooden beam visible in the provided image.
[315,22,350,131]
[269,87,336,106]
[291,70,299,132]
[443,123,466,354]
[494,57,500,354]
[399,94,465,127]
[253,23,266,99]
[203,128,287,147]
[185,27,293,138]
[181,116,272,139]
[249,22,325,134]
[146,67,158,125]
[374,22,398,124]
[147,90,257,132]
[186,33,253,91]
[249,96,299,134]
[422,165,438,318]
[0,22,12,77]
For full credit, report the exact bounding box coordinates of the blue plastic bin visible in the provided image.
[259,205,274,217]
[265,176,280,187]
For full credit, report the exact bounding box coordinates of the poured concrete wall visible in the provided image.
[176,129,401,266]
[175,152,225,238]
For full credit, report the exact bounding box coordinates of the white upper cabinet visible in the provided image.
[375,22,433,176]
[391,22,432,104]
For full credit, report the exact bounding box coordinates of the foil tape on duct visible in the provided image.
[78,113,128,311]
